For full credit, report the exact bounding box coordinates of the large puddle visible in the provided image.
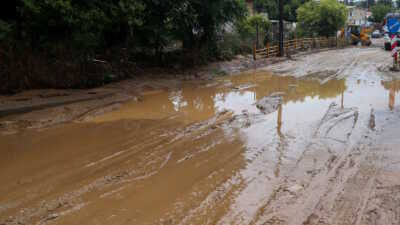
[1,70,400,224]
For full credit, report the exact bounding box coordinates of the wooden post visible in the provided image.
[266,42,270,58]
[253,43,256,61]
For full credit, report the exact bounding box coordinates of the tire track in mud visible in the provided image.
[0,117,203,225]
[266,47,390,82]
[3,110,243,225]
[250,109,400,225]
[238,46,398,225]
[246,103,364,225]
[0,131,176,225]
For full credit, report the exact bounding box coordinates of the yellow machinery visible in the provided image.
[348,25,371,46]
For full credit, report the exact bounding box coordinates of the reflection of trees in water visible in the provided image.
[173,84,217,122]
[229,73,346,103]
[169,73,347,120]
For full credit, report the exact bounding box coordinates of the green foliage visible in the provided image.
[0,20,13,41]
[236,14,271,38]
[284,0,310,22]
[377,0,393,7]
[7,0,246,58]
[170,0,248,56]
[297,0,347,37]
[247,14,271,34]
[355,0,376,8]
[370,4,393,23]
[254,0,278,19]
[13,0,146,54]
[0,0,249,93]
[254,0,309,21]
[234,14,271,50]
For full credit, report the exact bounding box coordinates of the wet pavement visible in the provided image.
[1,46,400,225]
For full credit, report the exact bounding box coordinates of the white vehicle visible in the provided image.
[371,30,382,38]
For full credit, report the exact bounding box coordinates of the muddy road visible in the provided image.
[1,45,400,225]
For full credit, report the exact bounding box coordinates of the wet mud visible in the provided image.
[1,43,400,225]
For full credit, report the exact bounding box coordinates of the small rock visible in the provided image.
[46,213,59,221]
[256,93,283,114]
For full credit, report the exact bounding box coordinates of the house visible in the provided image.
[347,6,369,26]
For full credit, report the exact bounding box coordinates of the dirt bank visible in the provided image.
[2,41,400,225]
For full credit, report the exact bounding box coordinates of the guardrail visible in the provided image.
[253,37,349,60]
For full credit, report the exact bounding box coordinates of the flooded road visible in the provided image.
[1,46,400,225]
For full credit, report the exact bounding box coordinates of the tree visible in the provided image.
[297,0,347,37]
[254,0,309,21]
[254,0,278,19]
[168,0,247,57]
[6,0,248,59]
[356,0,376,9]
[284,0,309,22]
[247,14,271,47]
[370,3,392,22]
[378,0,393,7]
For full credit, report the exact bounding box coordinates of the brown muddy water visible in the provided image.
[1,68,400,225]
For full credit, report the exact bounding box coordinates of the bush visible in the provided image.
[297,0,347,37]
[370,4,392,23]
[0,0,248,93]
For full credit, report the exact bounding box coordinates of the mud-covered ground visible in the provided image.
[2,40,400,225]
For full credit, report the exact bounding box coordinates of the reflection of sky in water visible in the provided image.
[215,91,257,115]
[169,90,187,112]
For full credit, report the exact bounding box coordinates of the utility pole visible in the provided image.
[279,0,284,57]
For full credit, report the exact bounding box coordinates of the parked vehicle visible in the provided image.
[371,30,382,38]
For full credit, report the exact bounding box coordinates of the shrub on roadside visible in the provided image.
[0,0,248,93]
[297,0,347,37]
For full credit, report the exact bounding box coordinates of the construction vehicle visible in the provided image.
[338,25,371,46]
[348,24,372,46]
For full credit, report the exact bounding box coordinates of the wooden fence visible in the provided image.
[253,37,349,60]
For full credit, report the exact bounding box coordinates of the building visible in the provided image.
[347,6,369,26]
